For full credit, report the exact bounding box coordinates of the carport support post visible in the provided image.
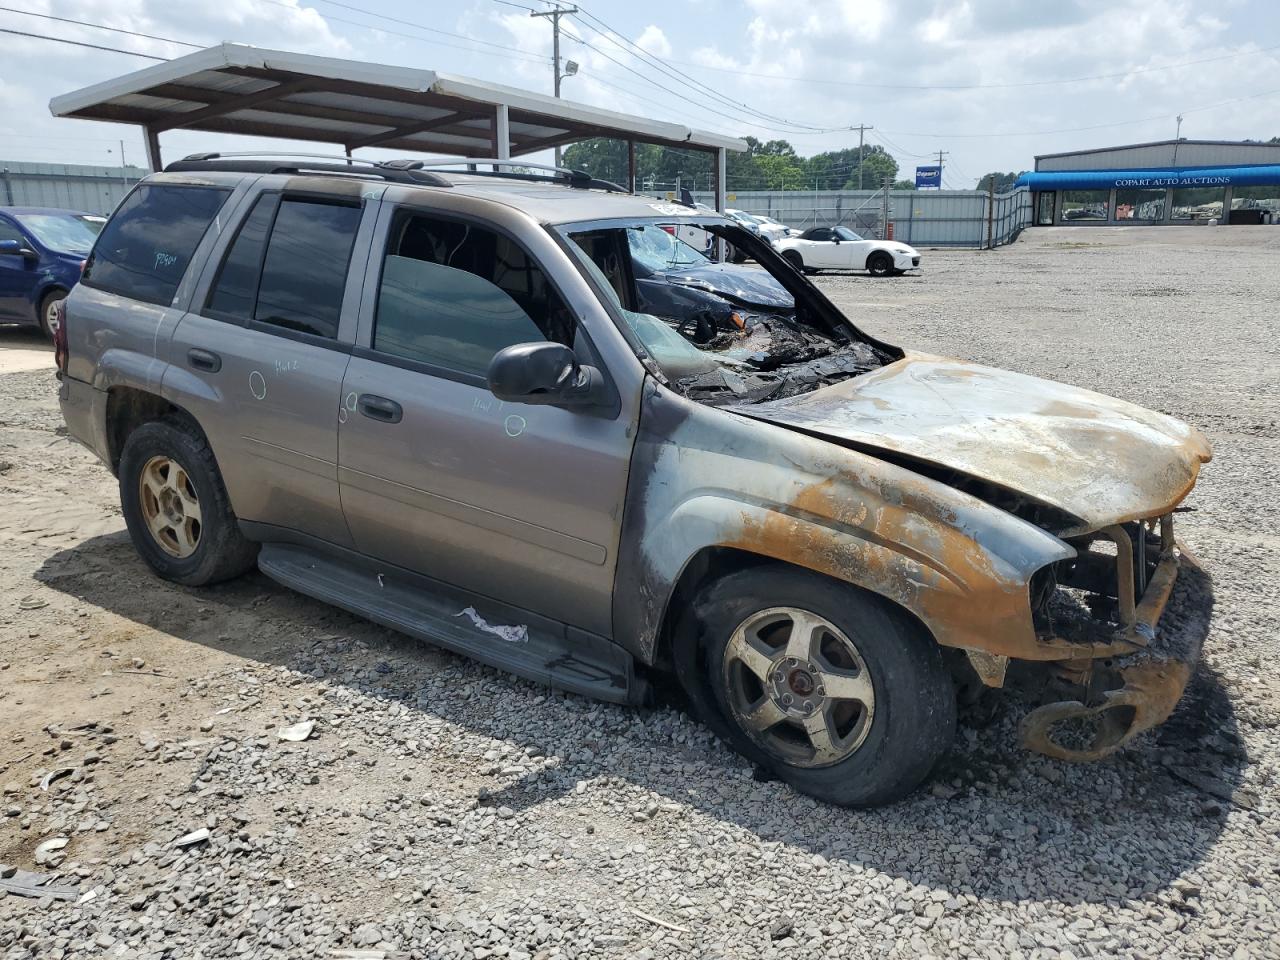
[494,103,510,167]
[714,146,727,262]
[143,126,162,172]
[627,139,636,193]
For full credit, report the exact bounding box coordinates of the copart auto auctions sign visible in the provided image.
[1114,175,1232,187]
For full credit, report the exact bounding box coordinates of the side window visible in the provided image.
[0,219,25,246]
[205,193,278,320]
[372,212,575,378]
[253,199,362,339]
[809,228,833,242]
[81,184,230,306]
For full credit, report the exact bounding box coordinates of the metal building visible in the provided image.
[0,161,144,215]
[1017,139,1280,226]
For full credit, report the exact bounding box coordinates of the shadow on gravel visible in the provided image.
[38,532,1245,908]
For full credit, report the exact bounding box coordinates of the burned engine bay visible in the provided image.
[670,310,887,405]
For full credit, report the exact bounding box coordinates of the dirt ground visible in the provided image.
[2,225,1279,959]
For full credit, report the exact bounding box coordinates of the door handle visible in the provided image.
[187,348,221,373]
[357,394,402,424]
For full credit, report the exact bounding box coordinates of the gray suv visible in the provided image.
[56,157,1212,806]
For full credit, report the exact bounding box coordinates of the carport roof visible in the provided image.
[49,43,746,162]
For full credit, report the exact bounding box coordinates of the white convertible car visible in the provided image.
[773,225,921,277]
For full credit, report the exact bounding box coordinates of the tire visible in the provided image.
[867,252,894,277]
[118,415,259,586]
[37,289,67,340]
[681,565,955,807]
[781,250,804,273]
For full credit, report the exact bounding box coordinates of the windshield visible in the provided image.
[834,226,863,241]
[15,213,101,254]
[629,223,710,271]
[563,218,892,405]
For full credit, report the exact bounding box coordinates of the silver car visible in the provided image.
[55,156,1212,807]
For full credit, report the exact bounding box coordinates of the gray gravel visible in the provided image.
[2,224,1279,959]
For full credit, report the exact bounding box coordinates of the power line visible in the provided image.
[568,7,843,134]
[649,40,1280,92]
[0,7,201,47]
[306,0,547,59]
[0,26,168,59]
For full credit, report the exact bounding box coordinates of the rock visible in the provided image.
[277,721,316,742]
[34,837,68,864]
[770,920,795,941]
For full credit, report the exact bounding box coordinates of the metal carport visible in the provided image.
[49,42,744,211]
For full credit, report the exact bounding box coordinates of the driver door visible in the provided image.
[0,217,35,322]
[337,203,634,637]
[803,228,840,269]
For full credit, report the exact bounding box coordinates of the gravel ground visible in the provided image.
[2,224,1279,959]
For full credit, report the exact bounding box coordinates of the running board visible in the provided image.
[257,543,639,705]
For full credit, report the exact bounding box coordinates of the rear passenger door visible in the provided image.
[337,203,634,637]
[167,188,374,547]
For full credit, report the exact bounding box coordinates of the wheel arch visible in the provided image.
[865,249,892,270]
[104,386,201,474]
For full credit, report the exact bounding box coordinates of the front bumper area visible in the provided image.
[892,251,920,270]
[1017,516,1210,761]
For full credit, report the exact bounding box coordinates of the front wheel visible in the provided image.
[781,250,804,273]
[38,289,67,340]
[867,252,894,277]
[684,565,956,807]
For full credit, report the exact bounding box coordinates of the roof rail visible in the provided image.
[165,152,628,193]
[413,158,629,193]
[165,152,453,187]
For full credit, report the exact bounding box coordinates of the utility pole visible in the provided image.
[935,150,949,187]
[1176,114,1184,139]
[531,3,578,168]
[119,140,128,188]
[854,123,873,190]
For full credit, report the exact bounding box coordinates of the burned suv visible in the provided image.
[56,157,1212,807]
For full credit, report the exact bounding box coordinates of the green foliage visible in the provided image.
[560,136,910,193]
[976,171,1025,193]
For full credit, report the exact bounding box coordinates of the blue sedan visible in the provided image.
[0,207,104,338]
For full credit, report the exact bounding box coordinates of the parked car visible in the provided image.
[58,157,1211,807]
[773,225,920,277]
[742,213,792,245]
[628,222,793,337]
[0,207,102,337]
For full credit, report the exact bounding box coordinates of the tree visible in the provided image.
[976,171,1025,193]
[893,179,916,190]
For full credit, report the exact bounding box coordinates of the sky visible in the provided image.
[1,0,1279,188]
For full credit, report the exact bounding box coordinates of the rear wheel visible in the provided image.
[38,289,67,340]
[683,565,955,807]
[781,250,804,273]
[118,416,258,586]
[867,252,894,277]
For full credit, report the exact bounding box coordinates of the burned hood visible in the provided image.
[737,354,1212,533]
[656,263,794,311]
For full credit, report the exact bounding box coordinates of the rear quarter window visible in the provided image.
[82,183,230,306]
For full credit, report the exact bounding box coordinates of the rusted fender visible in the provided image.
[612,383,1075,665]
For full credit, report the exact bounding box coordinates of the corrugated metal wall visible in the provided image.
[0,161,144,215]
[1037,141,1280,172]
[688,187,1032,248]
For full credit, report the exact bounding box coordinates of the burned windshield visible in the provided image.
[629,224,708,271]
[564,219,894,406]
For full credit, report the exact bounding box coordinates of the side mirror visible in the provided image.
[487,342,605,407]
[832,236,841,244]
[0,239,31,257]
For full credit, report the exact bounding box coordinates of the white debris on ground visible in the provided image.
[1,226,1279,959]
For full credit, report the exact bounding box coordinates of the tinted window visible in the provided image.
[254,199,361,339]
[808,228,833,242]
[206,194,278,320]
[82,184,230,305]
[0,219,24,246]
[373,213,574,377]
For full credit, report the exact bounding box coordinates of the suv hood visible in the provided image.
[737,355,1212,533]
[657,263,794,311]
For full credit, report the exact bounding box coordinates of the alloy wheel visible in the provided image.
[138,455,202,558]
[722,606,876,768]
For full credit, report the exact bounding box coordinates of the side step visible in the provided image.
[257,543,640,705]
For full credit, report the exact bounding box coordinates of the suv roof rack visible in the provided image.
[164,153,628,193]
[164,152,454,187]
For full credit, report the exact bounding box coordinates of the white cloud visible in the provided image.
[636,25,671,58]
